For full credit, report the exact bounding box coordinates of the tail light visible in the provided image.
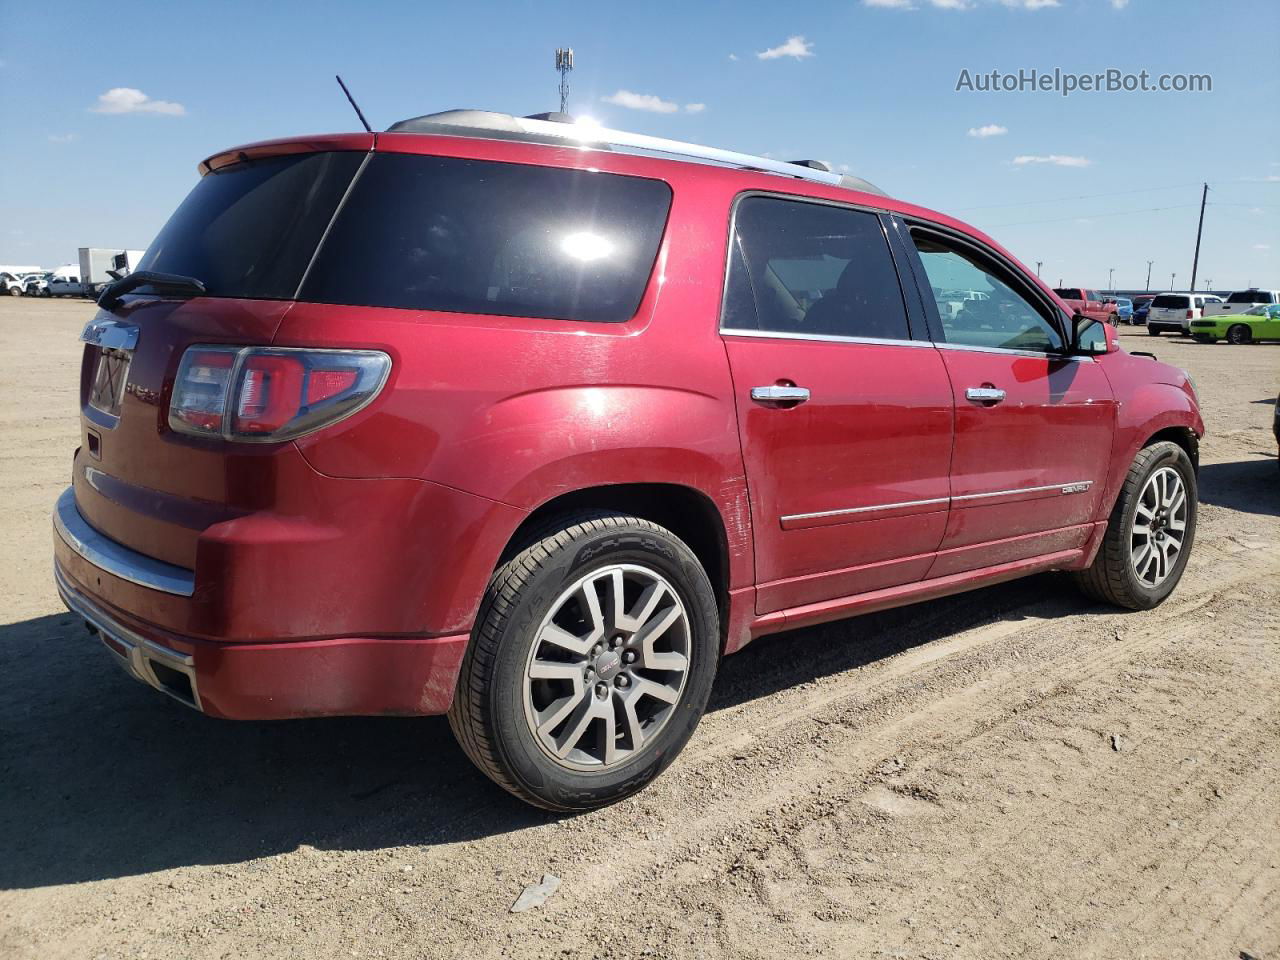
[169,346,391,441]
[1185,309,1194,320]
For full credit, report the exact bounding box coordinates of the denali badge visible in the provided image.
[1061,482,1092,495]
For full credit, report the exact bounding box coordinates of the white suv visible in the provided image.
[1147,292,1225,335]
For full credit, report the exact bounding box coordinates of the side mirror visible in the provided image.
[1071,311,1109,354]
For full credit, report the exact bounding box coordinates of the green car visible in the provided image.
[1189,304,1280,344]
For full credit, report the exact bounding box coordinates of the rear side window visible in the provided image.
[302,154,672,323]
[1226,290,1273,304]
[721,196,910,340]
[138,152,364,300]
[1053,288,1083,300]
[1153,295,1189,308]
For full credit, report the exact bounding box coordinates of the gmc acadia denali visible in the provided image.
[53,110,1203,810]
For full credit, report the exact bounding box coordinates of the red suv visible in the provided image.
[53,110,1203,810]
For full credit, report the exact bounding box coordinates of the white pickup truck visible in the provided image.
[1204,289,1279,318]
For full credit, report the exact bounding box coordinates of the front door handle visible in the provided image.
[965,386,1006,404]
[751,385,810,405]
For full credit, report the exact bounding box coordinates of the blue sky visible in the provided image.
[1,0,1277,290]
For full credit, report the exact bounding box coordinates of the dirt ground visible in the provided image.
[1,296,1277,960]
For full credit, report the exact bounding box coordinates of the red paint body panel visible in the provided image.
[55,128,1204,718]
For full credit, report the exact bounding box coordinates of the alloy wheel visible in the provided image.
[522,563,691,771]
[1130,466,1188,588]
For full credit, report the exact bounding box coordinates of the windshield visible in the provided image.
[1152,295,1188,308]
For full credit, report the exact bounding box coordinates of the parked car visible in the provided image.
[1274,388,1280,471]
[46,276,88,298]
[1131,294,1156,325]
[22,272,52,297]
[1052,287,1117,323]
[1,271,25,296]
[1189,303,1280,344]
[52,110,1205,811]
[1202,288,1279,319]
[1105,297,1134,323]
[1146,293,1223,335]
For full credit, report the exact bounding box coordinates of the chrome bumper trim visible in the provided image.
[53,486,195,597]
[54,561,203,711]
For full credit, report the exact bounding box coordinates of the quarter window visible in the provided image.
[722,196,910,340]
[912,233,1064,353]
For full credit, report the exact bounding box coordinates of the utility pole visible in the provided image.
[1145,260,1154,292]
[1108,267,1115,292]
[1170,271,1176,291]
[1035,261,1042,278]
[1190,182,1208,295]
[556,47,574,114]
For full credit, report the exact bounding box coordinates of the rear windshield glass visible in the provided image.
[136,152,364,300]
[301,153,672,323]
[1226,290,1272,304]
[1152,295,1188,308]
[1053,288,1082,300]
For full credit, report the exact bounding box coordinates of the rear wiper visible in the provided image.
[98,270,206,311]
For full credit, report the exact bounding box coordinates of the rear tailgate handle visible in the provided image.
[966,386,1006,404]
[751,385,810,405]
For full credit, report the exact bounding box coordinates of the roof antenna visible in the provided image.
[335,74,372,133]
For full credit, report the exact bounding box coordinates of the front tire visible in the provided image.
[1073,441,1197,610]
[1226,324,1252,345]
[1192,335,1217,344]
[449,512,720,811]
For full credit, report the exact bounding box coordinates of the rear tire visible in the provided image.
[1226,324,1252,345]
[1147,326,1160,336]
[1073,441,1196,611]
[448,511,720,811]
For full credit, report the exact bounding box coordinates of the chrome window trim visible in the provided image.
[780,480,1093,525]
[53,486,196,596]
[721,328,934,348]
[933,342,1095,362]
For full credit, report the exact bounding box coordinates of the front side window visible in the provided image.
[303,154,672,323]
[721,196,910,340]
[912,233,1065,353]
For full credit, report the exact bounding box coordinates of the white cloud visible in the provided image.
[1110,0,1129,7]
[728,53,739,61]
[684,103,706,114]
[930,0,971,7]
[1013,154,1091,167]
[91,87,185,116]
[756,36,814,60]
[601,90,679,114]
[863,0,915,6]
[968,123,1008,138]
[1000,0,1059,7]
[1254,244,1272,251]
[48,133,78,143]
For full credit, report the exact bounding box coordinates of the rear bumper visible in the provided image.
[55,560,469,719]
[53,483,480,718]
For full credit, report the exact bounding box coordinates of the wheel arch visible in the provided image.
[498,483,733,639]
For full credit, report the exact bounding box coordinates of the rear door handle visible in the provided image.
[751,385,810,405]
[965,386,1006,404]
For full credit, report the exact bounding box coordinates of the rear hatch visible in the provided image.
[73,141,370,568]
[1148,294,1189,325]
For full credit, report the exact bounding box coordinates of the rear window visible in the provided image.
[301,153,673,323]
[1152,295,1188,308]
[137,152,364,300]
[1226,290,1273,304]
[1053,288,1082,300]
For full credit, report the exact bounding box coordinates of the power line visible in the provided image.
[985,203,1198,229]
[952,182,1200,212]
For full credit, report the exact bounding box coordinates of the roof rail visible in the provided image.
[385,110,888,197]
